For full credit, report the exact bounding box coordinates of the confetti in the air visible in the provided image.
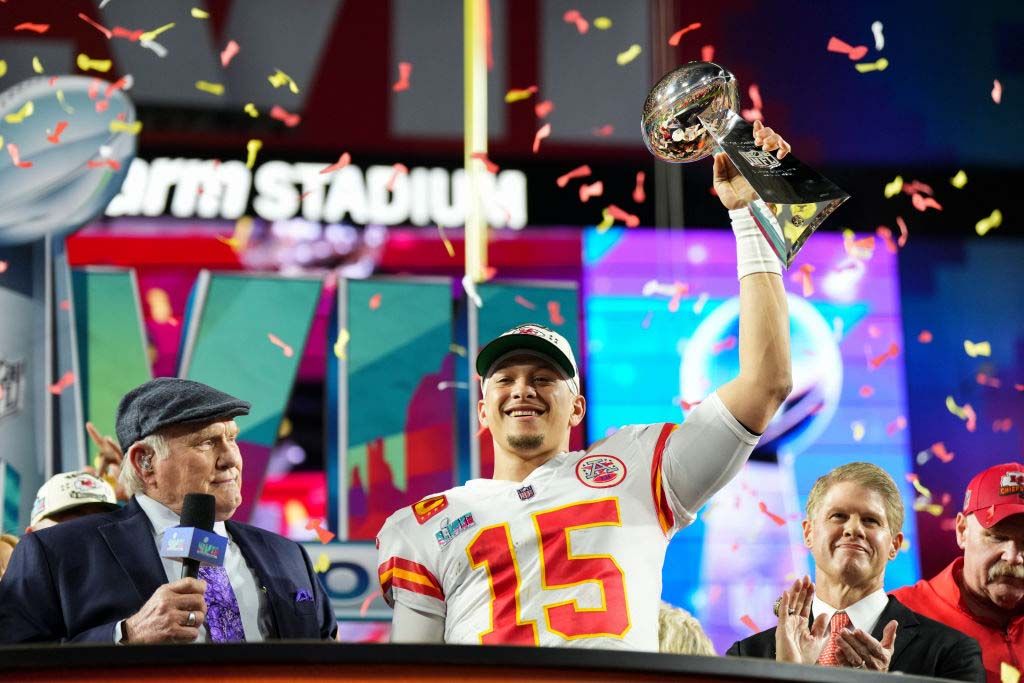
[267,333,294,357]
[270,105,301,127]
[392,61,412,92]
[975,209,1002,236]
[596,208,614,232]
[78,13,113,38]
[333,328,350,360]
[505,85,537,103]
[190,7,209,19]
[320,152,352,175]
[851,421,865,442]
[0,261,8,274]
[195,80,225,96]
[579,181,603,203]
[668,22,701,47]
[993,418,1013,432]
[884,175,903,198]
[855,59,889,73]
[607,204,640,228]
[616,44,642,66]
[593,17,612,30]
[791,264,815,297]
[7,143,31,168]
[0,60,6,78]
[871,21,885,51]
[950,170,968,189]
[4,101,33,124]
[305,518,336,544]
[633,171,646,203]
[268,69,299,93]
[221,40,240,67]
[514,295,536,310]
[532,123,551,153]
[827,36,868,61]
[977,372,1001,388]
[758,501,786,526]
[470,152,499,173]
[740,615,759,632]
[313,552,330,574]
[462,274,483,308]
[992,80,1002,104]
[556,165,591,188]
[911,194,942,212]
[437,225,455,258]
[918,330,933,343]
[548,301,565,325]
[701,45,714,62]
[109,120,142,135]
[245,139,262,169]
[592,124,614,137]
[535,99,554,118]
[15,23,50,34]
[386,163,409,192]
[243,103,258,118]
[859,385,874,398]
[49,371,76,395]
[76,54,113,73]
[563,9,589,34]
[886,416,907,436]
[869,342,900,370]
[140,22,175,43]
[32,57,44,74]
[964,340,992,357]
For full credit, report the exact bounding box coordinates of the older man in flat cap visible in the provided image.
[0,378,337,644]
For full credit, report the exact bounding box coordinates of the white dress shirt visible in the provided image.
[812,588,890,635]
[115,494,267,643]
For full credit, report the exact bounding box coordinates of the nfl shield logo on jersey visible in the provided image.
[575,454,627,488]
[516,485,535,500]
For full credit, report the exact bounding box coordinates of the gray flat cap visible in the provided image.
[115,378,251,451]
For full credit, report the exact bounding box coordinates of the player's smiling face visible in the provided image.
[478,353,585,467]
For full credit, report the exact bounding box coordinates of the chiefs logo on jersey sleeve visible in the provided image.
[412,494,449,524]
[575,454,627,488]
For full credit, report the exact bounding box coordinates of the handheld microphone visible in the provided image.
[159,493,228,579]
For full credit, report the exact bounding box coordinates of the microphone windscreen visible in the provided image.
[179,493,216,531]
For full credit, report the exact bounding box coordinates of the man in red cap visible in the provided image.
[892,463,1024,682]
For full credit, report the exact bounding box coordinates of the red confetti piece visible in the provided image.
[320,152,351,175]
[886,415,907,436]
[535,100,554,118]
[859,385,874,398]
[869,342,900,370]
[930,442,954,463]
[917,330,932,343]
[592,124,614,137]
[58,298,69,309]
[392,61,412,92]
[993,418,1013,432]
[563,9,588,34]
[678,398,702,411]
[579,181,603,202]
[963,404,977,432]
[1016,384,1024,392]
[758,501,786,526]
[896,216,909,246]
[712,336,737,354]
[104,76,131,99]
[667,282,689,313]
[668,22,701,47]
[0,261,8,273]
[46,121,69,144]
[470,152,499,173]
[992,79,1002,104]
[547,301,565,326]
[78,13,112,39]
[791,263,815,297]
[15,22,49,34]
[976,372,1002,388]
[740,615,760,632]
[7,144,32,168]
[267,333,294,358]
[902,179,934,196]
[701,45,715,62]
[368,293,382,310]
[49,371,75,395]
[606,204,639,227]
[386,163,409,192]
[304,518,336,544]
[633,171,646,203]
[827,36,868,60]
[556,164,591,188]
[513,295,536,310]
[532,123,551,153]
[876,226,898,253]
[86,158,121,170]
[220,40,240,68]
[111,26,144,41]
[911,193,943,212]
[270,105,301,128]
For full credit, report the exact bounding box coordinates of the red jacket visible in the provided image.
[892,558,1023,683]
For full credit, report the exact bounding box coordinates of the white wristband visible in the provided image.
[729,207,782,280]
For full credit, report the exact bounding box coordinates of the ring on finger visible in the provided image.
[186,610,197,627]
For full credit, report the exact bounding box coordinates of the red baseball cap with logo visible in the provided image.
[962,462,1024,528]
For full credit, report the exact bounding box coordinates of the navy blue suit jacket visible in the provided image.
[0,498,337,643]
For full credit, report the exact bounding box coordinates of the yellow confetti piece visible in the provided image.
[217,216,253,251]
[76,54,112,73]
[437,224,455,257]
[55,90,74,114]
[139,22,175,43]
[975,209,1002,236]
[190,7,209,19]
[243,102,259,118]
[504,87,536,103]
[196,80,225,96]
[597,208,615,232]
[964,340,992,357]
[593,16,612,30]
[277,416,292,439]
[245,139,262,169]
[268,68,299,94]
[616,44,642,66]
[448,343,467,357]
[313,552,330,574]
[950,170,968,189]
[109,120,142,135]
[333,328,350,360]
[945,395,968,420]
[32,57,44,74]
[1002,662,1021,683]
[0,60,7,78]
[851,421,865,442]
[910,478,932,499]
[883,175,903,198]
[855,57,889,73]
[4,101,33,124]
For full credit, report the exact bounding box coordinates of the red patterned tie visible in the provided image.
[817,611,851,666]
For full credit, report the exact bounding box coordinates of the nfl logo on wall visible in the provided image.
[575,454,627,488]
[517,485,535,501]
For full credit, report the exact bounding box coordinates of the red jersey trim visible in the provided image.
[650,422,678,536]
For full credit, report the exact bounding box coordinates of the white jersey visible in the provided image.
[377,392,757,650]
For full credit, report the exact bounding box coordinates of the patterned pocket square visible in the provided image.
[295,589,313,603]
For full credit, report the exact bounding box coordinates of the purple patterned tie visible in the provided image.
[198,565,245,642]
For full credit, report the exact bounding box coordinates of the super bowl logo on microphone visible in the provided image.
[164,528,188,554]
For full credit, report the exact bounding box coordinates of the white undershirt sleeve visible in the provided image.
[390,602,446,643]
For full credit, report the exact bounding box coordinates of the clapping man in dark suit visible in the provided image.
[0,378,337,643]
[727,462,983,681]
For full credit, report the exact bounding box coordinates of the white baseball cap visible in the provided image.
[30,471,118,528]
[476,323,580,392]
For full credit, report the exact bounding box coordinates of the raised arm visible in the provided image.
[713,121,793,434]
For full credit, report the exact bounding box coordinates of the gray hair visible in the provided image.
[658,601,716,656]
[119,432,170,497]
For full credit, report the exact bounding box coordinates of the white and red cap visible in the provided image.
[30,471,118,528]
[476,323,579,393]
[962,462,1024,528]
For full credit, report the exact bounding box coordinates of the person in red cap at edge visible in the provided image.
[376,123,795,649]
[892,463,1024,682]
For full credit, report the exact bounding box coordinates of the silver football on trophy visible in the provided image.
[641,61,739,163]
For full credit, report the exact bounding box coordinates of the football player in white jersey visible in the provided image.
[378,122,794,650]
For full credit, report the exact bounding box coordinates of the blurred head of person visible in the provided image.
[658,601,716,655]
[0,533,18,578]
[28,471,119,532]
